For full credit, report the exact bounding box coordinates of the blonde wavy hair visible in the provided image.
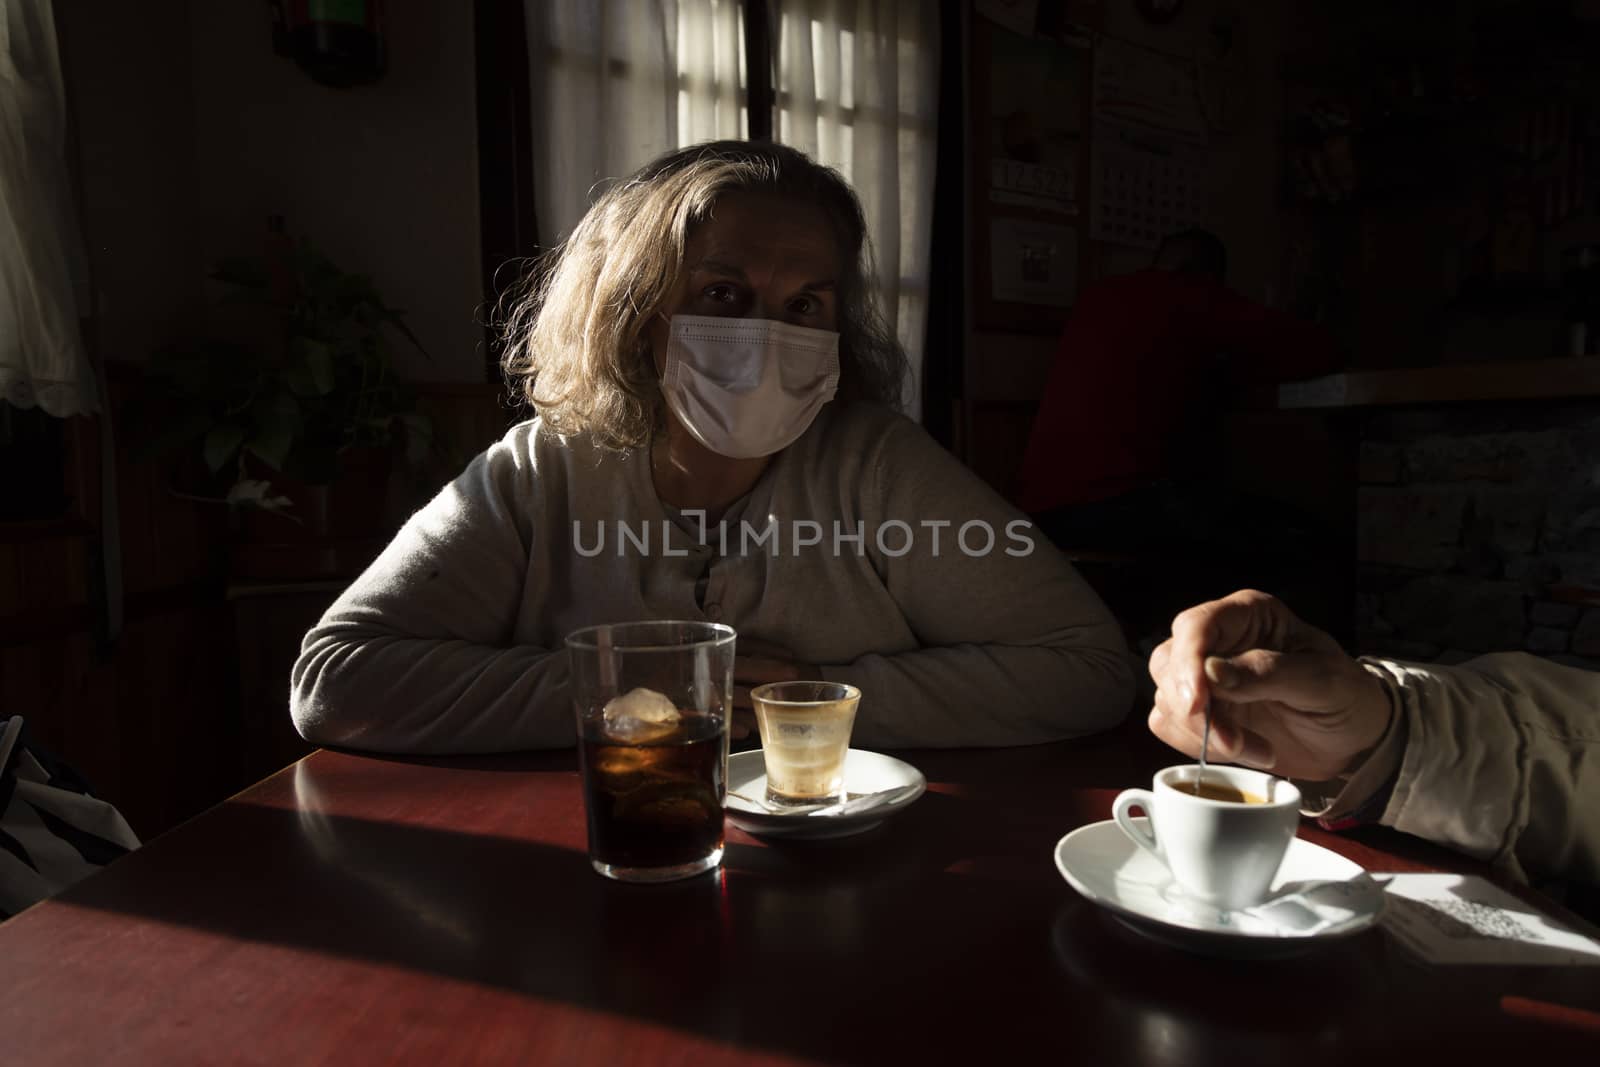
[500,141,908,450]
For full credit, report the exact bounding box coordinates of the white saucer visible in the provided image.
[1054,819,1384,958]
[726,749,926,840]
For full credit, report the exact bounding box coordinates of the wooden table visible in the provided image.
[4,721,1597,1065]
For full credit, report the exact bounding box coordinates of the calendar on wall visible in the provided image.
[1088,33,1209,249]
[969,8,1093,330]
[1089,119,1208,248]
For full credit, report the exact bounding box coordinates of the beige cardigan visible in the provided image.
[1304,653,1599,885]
[291,402,1135,753]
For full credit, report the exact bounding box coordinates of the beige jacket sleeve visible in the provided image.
[1303,653,1599,885]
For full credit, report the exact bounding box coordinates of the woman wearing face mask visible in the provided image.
[290,142,1134,753]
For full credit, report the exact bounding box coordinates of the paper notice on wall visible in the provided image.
[1092,34,1206,140]
[1375,873,1600,966]
[1089,119,1208,248]
[986,22,1085,217]
[992,158,1078,217]
[990,218,1076,307]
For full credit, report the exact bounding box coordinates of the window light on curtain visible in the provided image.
[774,0,939,416]
[0,0,96,417]
[525,0,747,246]
[2,0,120,641]
[523,0,938,416]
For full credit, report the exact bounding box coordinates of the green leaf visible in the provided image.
[396,413,434,464]
[291,337,337,395]
[226,479,297,516]
[381,310,431,359]
[243,435,293,473]
[285,362,318,398]
[132,411,212,461]
[203,424,247,473]
[244,390,302,471]
[335,273,382,314]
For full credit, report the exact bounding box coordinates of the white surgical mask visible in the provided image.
[659,314,840,459]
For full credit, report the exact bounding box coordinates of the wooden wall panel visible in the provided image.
[66,635,122,809]
[3,380,230,838]
[230,587,334,789]
[0,644,53,747]
[398,384,522,513]
[964,332,1057,494]
[0,539,27,620]
[0,607,234,839]
[2,381,512,840]
[127,604,234,832]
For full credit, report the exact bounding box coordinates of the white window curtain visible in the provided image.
[0,0,96,416]
[526,0,747,246]
[773,0,938,416]
[523,0,939,416]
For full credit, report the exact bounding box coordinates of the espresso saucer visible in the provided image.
[725,749,926,840]
[1054,819,1384,958]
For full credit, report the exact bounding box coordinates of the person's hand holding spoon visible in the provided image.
[1147,590,1395,783]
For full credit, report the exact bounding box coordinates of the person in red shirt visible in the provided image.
[1015,230,1343,636]
[1017,230,1344,643]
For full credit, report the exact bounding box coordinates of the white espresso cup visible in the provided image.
[1112,765,1302,912]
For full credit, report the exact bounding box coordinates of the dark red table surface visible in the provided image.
[3,718,1597,1066]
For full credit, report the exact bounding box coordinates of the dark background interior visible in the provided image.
[4,0,1600,840]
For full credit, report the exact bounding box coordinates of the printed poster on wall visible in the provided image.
[990,219,1077,307]
[985,23,1086,218]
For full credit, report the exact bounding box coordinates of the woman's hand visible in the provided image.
[730,640,818,740]
[1147,590,1394,782]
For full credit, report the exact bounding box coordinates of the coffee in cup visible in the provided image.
[1112,765,1301,911]
[1178,779,1266,804]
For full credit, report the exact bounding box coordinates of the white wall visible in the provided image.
[187,0,483,382]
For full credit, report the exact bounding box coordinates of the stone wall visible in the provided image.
[1356,402,1600,669]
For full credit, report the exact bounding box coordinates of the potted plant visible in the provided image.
[139,229,434,579]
